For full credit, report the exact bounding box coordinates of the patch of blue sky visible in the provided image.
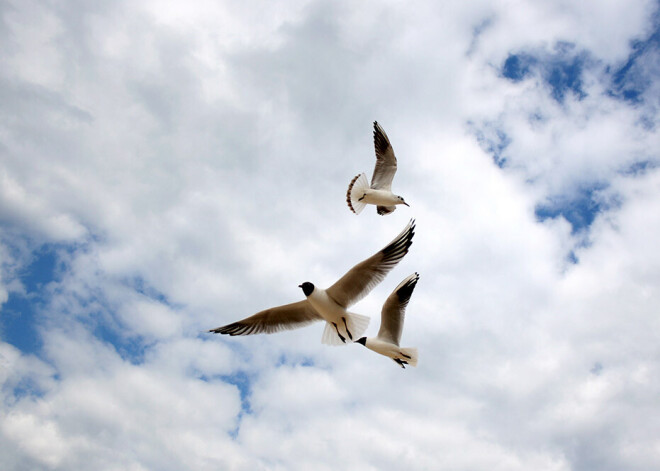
[501,42,589,103]
[276,352,316,368]
[9,375,50,403]
[467,16,494,56]
[194,370,253,438]
[620,159,658,176]
[535,183,614,235]
[501,53,538,82]
[92,319,151,365]
[214,370,254,437]
[607,10,660,105]
[467,121,510,168]
[75,276,173,364]
[122,275,172,306]
[219,370,253,414]
[0,241,160,366]
[1,244,60,355]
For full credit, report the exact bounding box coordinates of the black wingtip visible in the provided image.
[396,272,420,303]
[373,122,391,154]
[380,219,415,267]
[208,323,246,336]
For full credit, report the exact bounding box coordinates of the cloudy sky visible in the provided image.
[1,0,660,469]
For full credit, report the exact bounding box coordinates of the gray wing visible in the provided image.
[208,300,322,336]
[377,205,396,215]
[370,121,397,191]
[326,219,415,308]
[378,272,419,345]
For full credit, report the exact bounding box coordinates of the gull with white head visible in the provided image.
[209,220,416,345]
[346,121,409,216]
[355,272,420,368]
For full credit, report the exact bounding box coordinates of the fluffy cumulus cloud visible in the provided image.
[1,0,659,469]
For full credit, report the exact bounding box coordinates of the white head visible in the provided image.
[396,195,409,206]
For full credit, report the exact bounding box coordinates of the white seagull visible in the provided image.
[209,219,416,345]
[346,121,409,216]
[355,272,419,368]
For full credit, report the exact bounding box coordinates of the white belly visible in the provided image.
[306,288,346,322]
[365,338,400,358]
[363,189,399,206]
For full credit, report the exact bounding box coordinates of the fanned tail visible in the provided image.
[396,347,418,367]
[321,312,371,346]
[346,173,369,214]
[347,312,370,340]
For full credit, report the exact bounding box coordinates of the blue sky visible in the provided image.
[1,244,58,354]
[2,0,660,469]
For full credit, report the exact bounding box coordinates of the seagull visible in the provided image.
[346,121,409,216]
[209,219,416,345]
[355,272,419,368]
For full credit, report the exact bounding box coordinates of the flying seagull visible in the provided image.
[346,121,409,216]
[209,219,416,345]
[355,272,419,368]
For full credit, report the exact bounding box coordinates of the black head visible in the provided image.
[298,282,315,296]
[355,337,367,346]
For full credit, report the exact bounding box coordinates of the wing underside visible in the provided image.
[209,300,322,336]
[326,219,415,308]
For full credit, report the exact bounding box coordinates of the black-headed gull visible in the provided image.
[209,220,416,345]
[355,272,419,368]
[346,121,409,216]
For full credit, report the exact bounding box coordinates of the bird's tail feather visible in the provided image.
[321,312,370,346]
[347,312,370,340]
[346,173,369,215]
[397,347,418,367]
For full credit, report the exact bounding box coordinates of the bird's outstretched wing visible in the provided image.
[378,272,419,345]
[370,121,398,191]
[326,219,415,308]
[209,300,322,336]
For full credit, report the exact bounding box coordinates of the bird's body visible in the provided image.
[357,188,403,207]
[303,284,370,345]
[356,337,418,367]
[347,121,408,216]
[209,220,416,345]
[356,272,420,368]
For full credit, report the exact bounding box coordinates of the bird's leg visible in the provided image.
[358,194,366,201]
[394,358,407,369]
[332,322,346,343]
[342,317,353,340]
[400,352,411,359]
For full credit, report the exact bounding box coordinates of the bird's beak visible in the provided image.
[404,202,410,207]
[298,284,303,288]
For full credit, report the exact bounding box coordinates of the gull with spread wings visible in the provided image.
[355,272,420,368]
[209,219,416,345]
[346,121,409,216]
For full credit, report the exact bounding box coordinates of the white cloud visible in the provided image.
[1,0,659,469]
